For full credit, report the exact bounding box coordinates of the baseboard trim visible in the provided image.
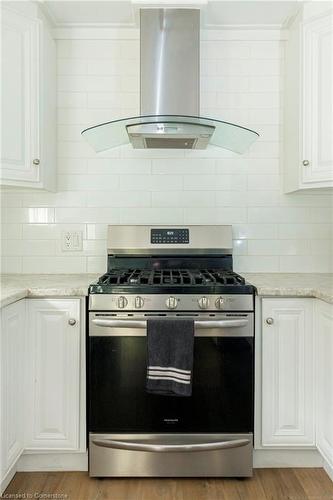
[253,449,323,468]
[17,452,88,472]
[0,460,18,494]
[323,459,333,482]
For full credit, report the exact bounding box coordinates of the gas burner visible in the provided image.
[96,269,246,287]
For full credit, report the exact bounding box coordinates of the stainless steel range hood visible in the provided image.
[81,9,259,153]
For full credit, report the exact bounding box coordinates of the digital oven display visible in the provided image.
[151,228,189,244]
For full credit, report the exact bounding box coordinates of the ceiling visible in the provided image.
[41,0,301,28]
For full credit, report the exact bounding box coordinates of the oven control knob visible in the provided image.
[166,296,177,309]
[117,296,128,309]
[215,297,225,309]
[135,296,144,309]
[198,296,209,309]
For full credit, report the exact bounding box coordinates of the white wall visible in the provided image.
[1,31,332,274]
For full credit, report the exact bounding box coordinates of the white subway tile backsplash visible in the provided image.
[87,224,108,240]
[1,224,22,239]
[233,224,278,240]
[152,191,215,208]
[184,207,247,224]
[55,208,120,224]
[279,256,333,273]
[87,59,139,76]
[201,41,251,60]
[57,159,88,174]
[202,76,249,92]
[248,207,310,224]
[87,256,106,273]
[57,92,87,108]
[87,158,151,175]
[249,77,281,92]
[2,208,55,224]
[2,240,56,256]
[216,59,281,76]
[22,256,87,273]
[249,41,283,59]
[234,256,279,272]
[57,59,87,75]
[21,191,87,207]
[247,175,280,190]
[152,159,215,175]
[310,240,332,256]
[87,92,139,109]
[1,193,23,207]
[57,174,119,191]
[22,223,87,240]
[1,256,22,273]
[248,108,281,125]
[247,239,310,256]
[278,224,332,240]
[308,207,333,223]
[120,208,184,224]
[1,34,332,274]
[86,191,151,207]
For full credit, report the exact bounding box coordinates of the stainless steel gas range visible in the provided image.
[88,225,255,477]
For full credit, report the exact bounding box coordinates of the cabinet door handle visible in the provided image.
[68,318,77,326]
[266,317,274,325]
[302,160,310,166]
[33,158,40,165]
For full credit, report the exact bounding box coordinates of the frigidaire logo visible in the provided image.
[163,418,179,423]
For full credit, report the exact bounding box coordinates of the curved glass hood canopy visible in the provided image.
[81,9,259,154]
[82,115,259,154]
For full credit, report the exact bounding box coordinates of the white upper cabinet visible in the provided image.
[261,298,315,447]
[0,3,56,190]
[283,5,333,192]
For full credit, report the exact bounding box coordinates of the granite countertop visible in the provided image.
[0,273,332,309]
[0,274,99,308]
[243,273,333,305]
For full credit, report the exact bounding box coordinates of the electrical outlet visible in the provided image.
[61,231,83,252]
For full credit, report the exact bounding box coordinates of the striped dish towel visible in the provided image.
[146,318,194,397]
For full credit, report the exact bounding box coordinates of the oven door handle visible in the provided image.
[92,318,249,329]
[92,438,251,453]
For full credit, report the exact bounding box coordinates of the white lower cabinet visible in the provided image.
[25,299,83,451]
[261,298,315,447]
[0,300,26,488]
[315,300,333,472]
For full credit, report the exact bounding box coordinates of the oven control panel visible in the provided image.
[151,228,189,244]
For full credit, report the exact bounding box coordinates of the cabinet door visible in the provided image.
[261,298,315,447]
[302,12,333,186]
[25,299,82,451]
[316,300,333,470]
[1,7,40,183]
[0,300,25,476]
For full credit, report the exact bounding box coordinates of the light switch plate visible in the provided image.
[61,231,83,252]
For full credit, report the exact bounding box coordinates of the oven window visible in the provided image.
[88,337,254,433]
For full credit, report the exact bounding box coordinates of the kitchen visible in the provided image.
[0,0,333,498]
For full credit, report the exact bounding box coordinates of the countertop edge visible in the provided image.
[1,287,332,308]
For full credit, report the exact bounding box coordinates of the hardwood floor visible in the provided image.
[4,469,333,500]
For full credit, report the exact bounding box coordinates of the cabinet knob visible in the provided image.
[266,317,274,325]
[68,318,77,326]
[33,158,40,165]
[302,160,310,166]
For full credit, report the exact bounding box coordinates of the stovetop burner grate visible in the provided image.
[97,269,245,287]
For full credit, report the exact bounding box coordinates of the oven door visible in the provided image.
[88,312,254,435]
